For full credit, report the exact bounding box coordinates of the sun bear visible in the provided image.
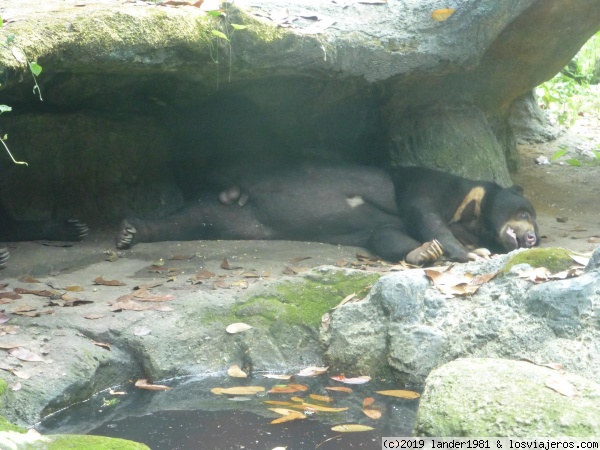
[116,164,539,265]
[0,204,88,269]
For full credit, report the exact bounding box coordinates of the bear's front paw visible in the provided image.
[467,247,491,261]
[116,220,137,249]
[405,240,443,266]
[0,247,9,269]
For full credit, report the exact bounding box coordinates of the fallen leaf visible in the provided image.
[432,8,455,21]
[297,366,328,377]
[331,424,374,432]
[10,369,30,380]
[263,374,293,380]
[309,394,333,403]
[268,386,301,394]
[94,276,126,286]
[519,266,551,283]
[133,326,152,336]
[570,254,590,266]
[168,254,195,260]
[133,289,175,302]
[11,382,21,391]
[9,347,45,362]
[332,293,356,309]
[109,389,127,395]
[92,341,111,351]
[0,343,26,349]
[134,281,165,290]
[135,379,172,391]
[376,389,420,399]
[0,313,10,324]
[228,364,248,378]
[299,403,348,412]
[289,256,312,264]
[226,322,253,334]
[65,285,85,292]
[263,400,297,406]
[325,386,353,393]
[13,288,58,298]
[18,276,41,283]
[270,410,306,424]
[545,374,577,397]
[331,375,371,384]
[211,386,265,395]
[0,292,21,300]
[362,408,382,419]
[221,257,242,270]
[84,314,105,320]
[362,397,375,407]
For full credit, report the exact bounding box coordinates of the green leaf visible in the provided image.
[211,30,229,41]
[565,158,582,167]
[592,150,600,160]
[207,10,223,17]
[231,24,248,30]
[6,34,15,45]
[29,62,42,76]
[550,149,567,160]
[0,105,12,113]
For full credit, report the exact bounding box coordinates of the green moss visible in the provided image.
[202,269,379,329]
[45,434,150,449]
[502,247,575,274]
[0,416,27,433]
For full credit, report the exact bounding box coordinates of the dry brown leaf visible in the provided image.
[362,397,375,407]
[325,386,353,393]
[18,276,41,283]
[10,369,30,380]
[134,281,165,290]
[289,256,312,264]
[94,276,126,287]
[0,292,21,300]
[226,322,253,334]
[376,389,420,399]
[212,386,265,395]
[189,270,215,284]
[432,8,455,21]
[362,408,382,419]
[0,313,10,324]
[545,374,577,397]
[9,347,45,362]
[14,288,58,298]
[0,342,26,350]
[65,285,85,292]
[84,314,106,320]
[297,366,329,377]
[309,394,333,403]
[332,293,356,310]
[288,383,309,391]
[519,267,551,283]
[221,257,242,270]
[11,306,37,314]
[331,424,374,432]
[135,379,172,391]
[268,386,300,394]
[331,375,371,384]
[227,364,248,378]
[133,289,175,302]
[168,254,195,260]
[92,341,111,351]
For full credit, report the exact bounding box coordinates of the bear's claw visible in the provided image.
[116,220,137,249]
[405,239,444,266]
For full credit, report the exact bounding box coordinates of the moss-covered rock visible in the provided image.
[415,358,600,437]
[502,247,575,274]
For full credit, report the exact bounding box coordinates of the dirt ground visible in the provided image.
[513,115,600,255]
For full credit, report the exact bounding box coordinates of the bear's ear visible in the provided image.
[509,185,524,196]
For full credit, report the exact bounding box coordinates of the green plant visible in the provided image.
[536,30,600,127]
[0,16,44,165]
[206,2,248,89]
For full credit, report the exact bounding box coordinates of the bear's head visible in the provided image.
[487,185,539,252]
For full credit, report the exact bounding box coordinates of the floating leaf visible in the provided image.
[362,397,375,407]
[135,379,172,391]
[362,408,382,419]
[299,403,347,412]
[376,389,420,399]
[264,400,297,406]
[228,364,248,378]
[9,347,45,362]
[431,8,455,21]
[331,375,371,384]
[296,366,329,377]
[325,386,353,393]
[212,386,265,395]
[331,424,374,432]
[226,322,252,334]
[309,394,333,403]
[263,373,293,380]
[94,276,126,286]
[270,409,306,424]
[268,385,300,394]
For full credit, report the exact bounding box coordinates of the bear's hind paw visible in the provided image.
[116,220,137,249]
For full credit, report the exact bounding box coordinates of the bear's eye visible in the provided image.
[519,211,530,221]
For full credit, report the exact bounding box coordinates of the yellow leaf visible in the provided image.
[432,8,455,21]
[269,408,301,416]
[331,424,374,432]
[263,401,297,406]
[134,379,172,391]
[309,394,333,403]
[300,403,348,412]
[362,408,382,419]
[213,386,265,395]
[227,365,247,378]
[270,411,306,424]
[325,386,353,393]
[376,389,420,399]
